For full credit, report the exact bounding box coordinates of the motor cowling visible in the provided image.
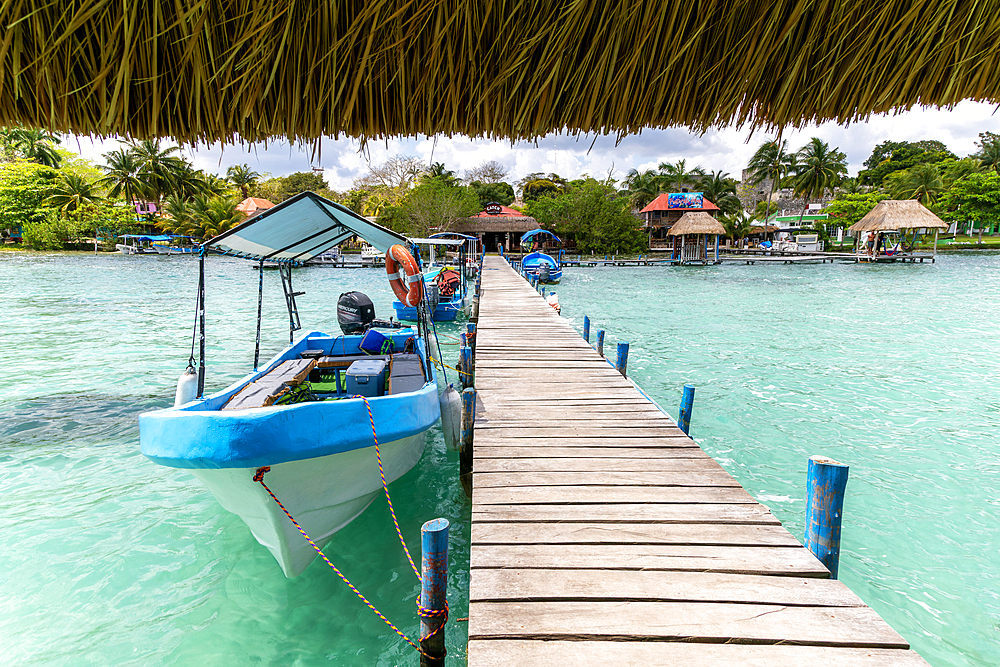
[539,263,551,281]
[337,291,376,334]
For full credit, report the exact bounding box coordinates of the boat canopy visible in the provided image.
[204,192,406,263]
[429,232,477,240]
[520,229,561,244]
[406,238,467,246]
[119,234,175,242]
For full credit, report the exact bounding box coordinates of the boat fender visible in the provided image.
[440,384,462,451]
[386,245,423,307]
[174,366,198,407]
[546,292,560,314]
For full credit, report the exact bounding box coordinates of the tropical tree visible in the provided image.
[422,162,459,186]
[622,168,661,209]
[227,164,262,199]
[891,163,945,205]
[525,179,644,254]
[519,173,566,201]
[190,195,243,239]
[790,137,848,223]
[697,170,742,214]
[129,139,187,203]
[1,127,62,167]
[464,160,509,184]
[719,210,754,246]
[657,159,704,192]
[45,173,101,213]
[746,139,791,222]
[99,148,143,205]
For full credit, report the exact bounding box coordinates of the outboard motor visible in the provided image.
[539,263,551,282]
[337,291,376,334]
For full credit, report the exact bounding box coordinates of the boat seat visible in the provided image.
[222,358,317,410]
[388,354,426,395]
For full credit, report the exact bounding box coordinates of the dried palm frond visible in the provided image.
[667,212,727,236]
[849,200,948,232]
[1,0,999,144]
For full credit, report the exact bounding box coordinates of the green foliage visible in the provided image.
[937,171,1000,230]
[858,140,957,186]
[468,181,515,209]
[260,171,331,202]
[973,132,1000,174]
[525,179,644,254]
[393,180,480,236]
[519,173,566,201]
[790,138,848,203]
[824,192,889,228]
[0,162,59,241]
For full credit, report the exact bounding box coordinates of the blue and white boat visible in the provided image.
[520,229,563,283]
[392,235,479,321]
[139,193,441,577]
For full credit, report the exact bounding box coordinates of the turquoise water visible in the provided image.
[555,253,1000,667]
[3,251,999,666]
[0,253,470,666]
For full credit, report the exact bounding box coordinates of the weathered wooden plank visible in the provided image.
[470,544,826,576]
[474,458,725,473]
[472,503,780,525]
[474,447,706,459]
[472,428,688,439]
[472,470,739,488]
[472,436,695,447]
[476,419,676,428]
[474,485,756,505]
[466,641,930,666]
[471,522,799,546]
[467,602,907,647]
[470,569,863,605]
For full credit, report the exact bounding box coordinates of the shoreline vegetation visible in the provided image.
[2,129,1000,255]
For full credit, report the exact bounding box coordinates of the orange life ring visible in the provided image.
[385,244,423,307]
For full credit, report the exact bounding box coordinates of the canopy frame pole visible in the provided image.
[934,229,939,258]
[254,258,264,371]
[279,263,304,344]
[197,250,207,398]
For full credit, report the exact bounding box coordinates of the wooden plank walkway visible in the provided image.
[466,256,928,666]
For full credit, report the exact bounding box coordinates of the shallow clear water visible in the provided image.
[554,252,1000,667]
[3,251,999,666]
[0,253,470,666]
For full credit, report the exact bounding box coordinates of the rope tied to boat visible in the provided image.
[429,355,472,378]
[250,393,448,653]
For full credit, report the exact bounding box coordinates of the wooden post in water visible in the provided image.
[804,455,849,579]
[460,341,473,389]
[582,316,590,343]
[596,329,605,357]
[419,518,449,667]
[460,388,476,496]
[678,384,695,435]
[616,342,629,377]
[466,323,476,354]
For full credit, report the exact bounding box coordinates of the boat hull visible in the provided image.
[393,294,467,321]
[192,431,426,577]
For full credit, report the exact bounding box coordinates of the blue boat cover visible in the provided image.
[204,192,407,263]
[520,229,561,244]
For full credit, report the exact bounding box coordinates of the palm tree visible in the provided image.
[189,195,242,239]
[657,159,704,192]
[161,195,199,235]
[719,211,754,246]
[226,164,261,199]
[975,139,1000,174]
[45,173,101,212]
[837,177,865,195]
[1,127,62,167]
[893,163,944,206]
[172,165,212,200]
[99,148,143,206]
[129,139,187,204]
[622,168,661,209]
[747,139,791,224]
[698,170,742,214]
[791,137,848,224]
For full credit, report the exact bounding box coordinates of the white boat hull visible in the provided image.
[191,431,427,577]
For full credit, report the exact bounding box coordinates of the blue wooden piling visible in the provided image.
[596,329,605,357]
[460,388,476,495]
[460,344,473,389]
[420,518,449,667]
[678,384,695,435]
[616,341,629,377]
[466,322,476,353]
[583,316,590,342]
[804,456,850,579]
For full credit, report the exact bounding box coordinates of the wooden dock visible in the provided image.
[466,256,929,665]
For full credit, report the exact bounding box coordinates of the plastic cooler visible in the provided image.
[346,359,388,397]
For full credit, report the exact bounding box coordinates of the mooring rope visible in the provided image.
[429,356,472,378]
[251,394,447,652]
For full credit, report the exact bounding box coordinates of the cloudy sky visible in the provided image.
[68,100,1000,191]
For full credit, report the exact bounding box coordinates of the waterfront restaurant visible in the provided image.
[640,193,720,249]
[454,202,538,253]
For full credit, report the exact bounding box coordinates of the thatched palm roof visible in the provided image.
[2,2,1000,142]
[848,200,948,232]
[667,212,726,236]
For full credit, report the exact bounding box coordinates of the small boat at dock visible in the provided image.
[139,192,441,577]
[519,229,563,283]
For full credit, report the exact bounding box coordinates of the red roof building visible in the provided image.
[454,202,538,253]
[236,197,276,217]
[639,193,721,250]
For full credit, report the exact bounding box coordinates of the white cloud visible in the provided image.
[68,101,1000,190]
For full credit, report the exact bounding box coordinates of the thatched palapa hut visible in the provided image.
[667,212,726,264]
[848,200,947,260]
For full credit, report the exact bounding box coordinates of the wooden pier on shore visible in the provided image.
[465,256,928,665]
